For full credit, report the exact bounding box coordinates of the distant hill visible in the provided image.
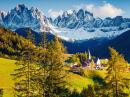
[15,28,109,54]
[0,26,35,56]
[92,30,130,62]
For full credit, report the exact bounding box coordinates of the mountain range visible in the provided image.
[0,3,130,42]
[0,4,50,32]
[1,3,130,62]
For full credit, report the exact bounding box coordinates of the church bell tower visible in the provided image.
[87,49,91,60]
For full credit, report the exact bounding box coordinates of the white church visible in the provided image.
[82,49,101,70]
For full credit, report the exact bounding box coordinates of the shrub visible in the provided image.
[10,55,17,60]
[3,54,10,59]
[0,88,3,97]
[79,69,88,76]
[81,85,95,97]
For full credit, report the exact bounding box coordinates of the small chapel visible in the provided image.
[82,49,101,70]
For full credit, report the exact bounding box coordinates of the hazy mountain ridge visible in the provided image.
[91,30,130,62]
[15,28,110,54]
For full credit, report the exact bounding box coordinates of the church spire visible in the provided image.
[87,49,91,60]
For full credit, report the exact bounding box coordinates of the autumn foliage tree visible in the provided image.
[91,59,95,70]
[105,47,129,97]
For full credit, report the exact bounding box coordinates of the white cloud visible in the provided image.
[48,9,52,13]
[67,10,73,14]
[73,4,84,11]
[48,9,63,19]
[85,2,124,17]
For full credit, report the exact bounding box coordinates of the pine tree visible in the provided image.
[105,47,129,97]
[12,28,39,96]
[91,59,95,70]
[46,34,67,97]
[85,51,87,61]
[39,32,48,97]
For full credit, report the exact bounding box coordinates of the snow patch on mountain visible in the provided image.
[50,24,130,42]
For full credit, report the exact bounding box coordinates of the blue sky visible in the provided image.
[0,0,130,19]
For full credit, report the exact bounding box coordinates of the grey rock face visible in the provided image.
[54,9,130,31]
[0,4,51,32]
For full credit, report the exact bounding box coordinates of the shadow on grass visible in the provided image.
[92,76,106,85]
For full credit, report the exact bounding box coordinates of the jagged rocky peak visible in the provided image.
[35,8,41,13]
[0,4,51,32]
[0,9,7,18]
[77,9,84,20]
[113,16,123,26]
[15,3,28,11]
[62,11,68,18]
[96,17,102,20]
[85,11,93,17]
[0,9,2,14]
[47,17,52,24]
[54,15,61,26]
[73,10,77,15]
[84,10,94,21]
[54,8,130,30]
[0,9,5,26]
[30,7,35,11]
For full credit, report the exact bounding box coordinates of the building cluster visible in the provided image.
[70,49,103,72]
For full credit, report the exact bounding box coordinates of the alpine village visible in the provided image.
[0,1,130,97]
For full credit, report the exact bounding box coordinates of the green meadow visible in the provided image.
[0,58,17,97]
[0,57,130,97]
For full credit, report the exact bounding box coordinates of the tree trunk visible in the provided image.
[115,64,117,97]
[28,33,31,97]
[43,36,46,97]
[44,56,45,97]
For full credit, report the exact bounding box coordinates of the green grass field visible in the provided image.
[65,72,94,92]
[0,58,18,97]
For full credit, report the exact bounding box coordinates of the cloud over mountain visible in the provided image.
[73,1,124,18]
[73,4,84,11]
[48,9,63,19]
[86,2,124,17]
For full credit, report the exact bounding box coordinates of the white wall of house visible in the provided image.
[97,58,101,66]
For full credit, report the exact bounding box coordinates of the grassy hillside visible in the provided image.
[0,58,18,97]
[0,57,106,96]
[0,26,35,58]
[0,58,130,96]
[65,72,94,92]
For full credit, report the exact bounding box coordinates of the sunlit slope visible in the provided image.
[0,58,17,97]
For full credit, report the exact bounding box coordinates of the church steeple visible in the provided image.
[87,49,91,60]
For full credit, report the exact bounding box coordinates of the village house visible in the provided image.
[71,63,80,73]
